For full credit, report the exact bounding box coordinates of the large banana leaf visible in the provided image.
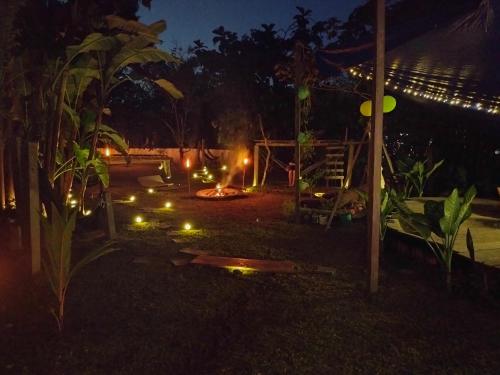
[154,79,184,99]
[105,15,164,37]
[66,33,119,61]
[105,47,179,89]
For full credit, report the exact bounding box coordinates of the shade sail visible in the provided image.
[319,0,500,115]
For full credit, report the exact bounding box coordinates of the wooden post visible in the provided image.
[367,0,385,294]
[253,144,259,187]
[104,191,117,240]
[27,142,41,275]
[0,140,5,209]
[293,42,303,223]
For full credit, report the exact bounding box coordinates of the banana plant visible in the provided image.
[42,203,118,331]
[397,158,444,197]
[396,186,477,290]
[61,17,182,208]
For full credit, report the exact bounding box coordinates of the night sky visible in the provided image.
[138,0,367,50]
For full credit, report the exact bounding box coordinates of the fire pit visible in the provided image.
[196,183,247,200]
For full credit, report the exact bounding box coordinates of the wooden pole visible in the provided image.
[293,42,302,223]
[253,143,259,187]
[0,140,5,209]
[104,191,116,240]
[367,0,385,294]
[27,142,41,275]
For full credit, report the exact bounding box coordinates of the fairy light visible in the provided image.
[129,195,136,202]
[134,215,143,224]
[183,222,192,230]
[83,209,92,216]
[147,188,154,194]
[164,201,172,209]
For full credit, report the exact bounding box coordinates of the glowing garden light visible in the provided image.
[105,147,111,157]
[221,165,227,171]
[164,201,172,208]
[183,222,192,230]
[147,188,155,194]
[129,195,136,202]
[208,174,213,180]
[193,173,198,178]
[134,215,143,224]
[83,209,92,216]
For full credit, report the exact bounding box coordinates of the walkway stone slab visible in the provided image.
[191,255,297,273]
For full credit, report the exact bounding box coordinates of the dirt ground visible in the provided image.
[1,163,500,374]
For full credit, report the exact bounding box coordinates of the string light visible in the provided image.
[129,195,136,202]
[164,201,172,208]
[134,215,143,223]
[346,67,499,115]
[183,222,192,230]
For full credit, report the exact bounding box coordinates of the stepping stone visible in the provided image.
[170,257,192,266]
[179,248,210,256]
[191,255,297,273]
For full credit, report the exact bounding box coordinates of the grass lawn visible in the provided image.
[1,164,500,374]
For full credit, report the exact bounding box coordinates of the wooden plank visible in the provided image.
[191,255,298,273]
[367,0,385,294]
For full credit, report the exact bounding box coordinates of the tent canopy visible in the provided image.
[318,0,500,114]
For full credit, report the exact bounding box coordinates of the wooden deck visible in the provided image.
[388,198,500,268]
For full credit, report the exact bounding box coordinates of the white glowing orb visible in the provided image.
[183,223,192,230]
[134,216,143,223]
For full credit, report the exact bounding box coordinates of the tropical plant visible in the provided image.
[41,203,118,331]
[396,186,477,289]
[397,158,444,198]
[380,188,401,241]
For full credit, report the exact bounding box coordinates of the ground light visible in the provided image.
[193,173,198,178]
[221,165,227,171]
[83,209,92,216]
[129,195,136,202]
[134,215,143,224]
[183,222,192,230]
[147,188,155,194]
[165,201,172,208]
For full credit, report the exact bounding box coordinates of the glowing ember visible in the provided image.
[243,158,249,166]
[105,147,111,157]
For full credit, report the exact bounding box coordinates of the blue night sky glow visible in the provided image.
[138,0,367,50]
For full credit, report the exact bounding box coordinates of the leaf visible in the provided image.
[105,47,180,88]
[154,79,184,99]
[466,228,475,261]
[63,103,80,129]
[99,131,129,155]
[87,157,109,187]
[105,15,162,37]
[73,143,89,168]
[68,244,119,286]
[425,159,444,179]
[66,33,119,61]
[440,189,460,235]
